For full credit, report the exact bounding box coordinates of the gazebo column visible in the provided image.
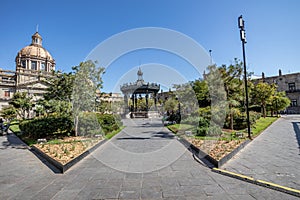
[134,93,138,112]
[154,92,157,108]
[131,94,134,112]
[145,92,149,111]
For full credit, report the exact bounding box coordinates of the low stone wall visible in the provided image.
[178,137,250,168]
[31,139,107,173]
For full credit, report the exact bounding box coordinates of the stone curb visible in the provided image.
[177,136,250,168]
[212,168,300,198]
[31,139,107,173]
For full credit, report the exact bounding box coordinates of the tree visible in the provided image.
[163,97,178,112]
[44,72,75,101]
[269,91,290,116]
[0,105,17,122]
[206,64,228,128]
[218,59,244,130]
[192,79,210,107]
[173,82,198,115]
[9,92,33,120]
[251,82,276,118]
[72,60,105,136]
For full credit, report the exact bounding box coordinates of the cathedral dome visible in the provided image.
[15,32,55,72]
[18,45,53,61]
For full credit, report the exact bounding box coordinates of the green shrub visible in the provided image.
[229,111,261,130]
[196,126,208,136]
[19,115,73,139]
[196,117,209,136]
[207,125,222,136]
[77,112,102,137]
[181,116,200,125]
[96,113,122,134]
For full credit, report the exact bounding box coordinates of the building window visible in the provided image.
[21,60,26,68]
[4,91,10,97]
[31,61,37,70]
[288,82,296,91]
[291,100,297,107]
[41,62,46,71]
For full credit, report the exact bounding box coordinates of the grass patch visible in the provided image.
[168,116,278,140]
[167,124,194,133]
[8,120,21,133]
[105,126,125,139]
[251,116,278,137]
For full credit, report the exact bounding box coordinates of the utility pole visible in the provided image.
[238,15,251,139]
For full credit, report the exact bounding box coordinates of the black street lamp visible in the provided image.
[238,15,251,139]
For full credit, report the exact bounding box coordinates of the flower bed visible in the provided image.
[33,136,104,165]
[184,137,245,161]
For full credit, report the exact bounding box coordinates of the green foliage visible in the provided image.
[268,91,290,115]
[72,60,105,114]
[36,99,72,117]
[172,82,198,113]
[251,82,276,117]
[9,92,33,120]
[19,115,73,139]
[105,126,124,139]
[181,116,200,125]
[196,117,209,136]
[72,60,105,136]
[191,79,210,107]
[97,113,122,134]
[225,111,261,130]
[44,72,75,101]
[0,105,17,121]
[207,125,222,136]
[163,97,178,112]
[77,112,102,137]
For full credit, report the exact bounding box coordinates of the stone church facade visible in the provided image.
[255,69,300,114]
[0,32,55,110]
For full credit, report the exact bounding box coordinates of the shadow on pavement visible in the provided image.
[151,131,175,139]
[0,133,61,173]
[0,133,28,150]
[117,137,150,140]
[292,122,300,154]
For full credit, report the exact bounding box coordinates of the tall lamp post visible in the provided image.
[238,15,251,139]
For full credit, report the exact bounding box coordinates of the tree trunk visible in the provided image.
[263,105,266,118]
[230,111,234,130]
[75,115,78,137]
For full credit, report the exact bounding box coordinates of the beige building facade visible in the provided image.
[0,32,55,110]
[255,69,300,114]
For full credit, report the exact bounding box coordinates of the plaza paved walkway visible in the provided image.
[222,115,300,191]
[0,118,298,199]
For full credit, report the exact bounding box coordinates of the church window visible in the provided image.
[31,61,37,70]
[21,60,26,68]
[41,62,46,71]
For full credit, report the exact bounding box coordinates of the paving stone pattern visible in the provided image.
[0,118,299,199]
[223,115,300,191]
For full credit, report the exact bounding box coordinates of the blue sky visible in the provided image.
[0,0,299,92]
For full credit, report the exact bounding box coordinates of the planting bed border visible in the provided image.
[178,136,250,168]
[31,139,107,173]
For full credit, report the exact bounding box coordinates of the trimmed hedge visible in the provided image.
[19,112,123,139]
[19,115,73,139]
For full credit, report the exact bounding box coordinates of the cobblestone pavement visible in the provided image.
[0,118,298,199]
[222,115,300,191]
